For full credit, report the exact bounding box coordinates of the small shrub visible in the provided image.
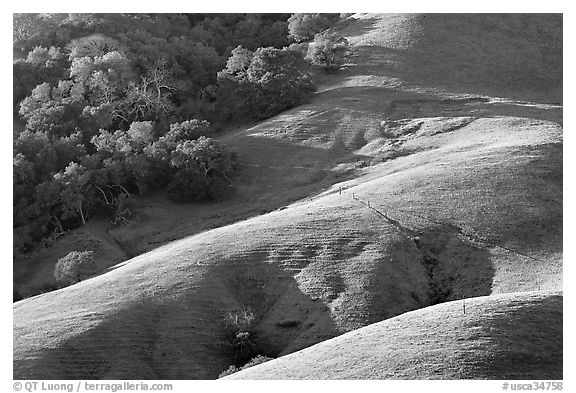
[244,355,273,368]
[222,308,256,333]
[110,193,132,228]
[306,32,349,73]
[218,355,274,378]
[232,331,257,362]
[221,307,261,364]
[53,250,98,288]
[218,364,240,378]
[276,319,301,328]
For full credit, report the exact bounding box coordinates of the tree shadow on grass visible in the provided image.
[337,15,381,39]
[110,128,373,255]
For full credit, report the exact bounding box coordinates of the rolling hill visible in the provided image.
[13,13,562,379]
[225,291,563,379]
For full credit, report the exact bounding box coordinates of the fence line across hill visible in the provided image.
[236,161,329,171]
[235,160,554,268]
[340,186,554,267]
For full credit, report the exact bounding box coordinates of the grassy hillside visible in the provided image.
[13,13,562,379]
[339,13,562,101]
[225,291,562,379]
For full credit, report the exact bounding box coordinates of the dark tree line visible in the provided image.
[13,13,348,254]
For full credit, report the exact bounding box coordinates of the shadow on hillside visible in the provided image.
[107,134,373,255]
[461,293,562,379]
[338,15,381,39]
[342,40,562,104]
[314,84,562,124]
[416,14,562,86]
[207,248,341,376]
[16,255,334,381]
[363,219,496,326]
[488,142,563,254]
[415,226,495,303]
[14,249,340,380]
[14,104,376,302]
[14,300,166,379]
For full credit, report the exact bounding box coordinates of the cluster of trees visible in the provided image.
[14,118,235,252]
[216,46,316,121]
[14,13,349,255]
[13,13,297,126]
[14,13,350,128]
[289,13,350,73]
[287,13,341,42]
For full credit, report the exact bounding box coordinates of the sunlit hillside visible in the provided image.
[14,13,562,379]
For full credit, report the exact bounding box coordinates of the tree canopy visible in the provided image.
[13,13,341,262]
[306,32,350,72]
[216,46,316,121]
[287,13,341,42]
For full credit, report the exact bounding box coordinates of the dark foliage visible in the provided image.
[53,250,98,287]
[216,46,316,121]
[12,13,335,259]
[306,33,350,73]
[218,355,274,378]
[167,137,235,202]
[287,13,341,42]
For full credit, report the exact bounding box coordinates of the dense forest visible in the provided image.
[13,13,350,259]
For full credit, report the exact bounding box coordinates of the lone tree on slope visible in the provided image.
[54,250,98,288]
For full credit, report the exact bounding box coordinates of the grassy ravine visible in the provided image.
[14,14,562,379]
[225,291,563,379]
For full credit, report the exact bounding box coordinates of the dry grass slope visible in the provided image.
[14,14,562,380]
